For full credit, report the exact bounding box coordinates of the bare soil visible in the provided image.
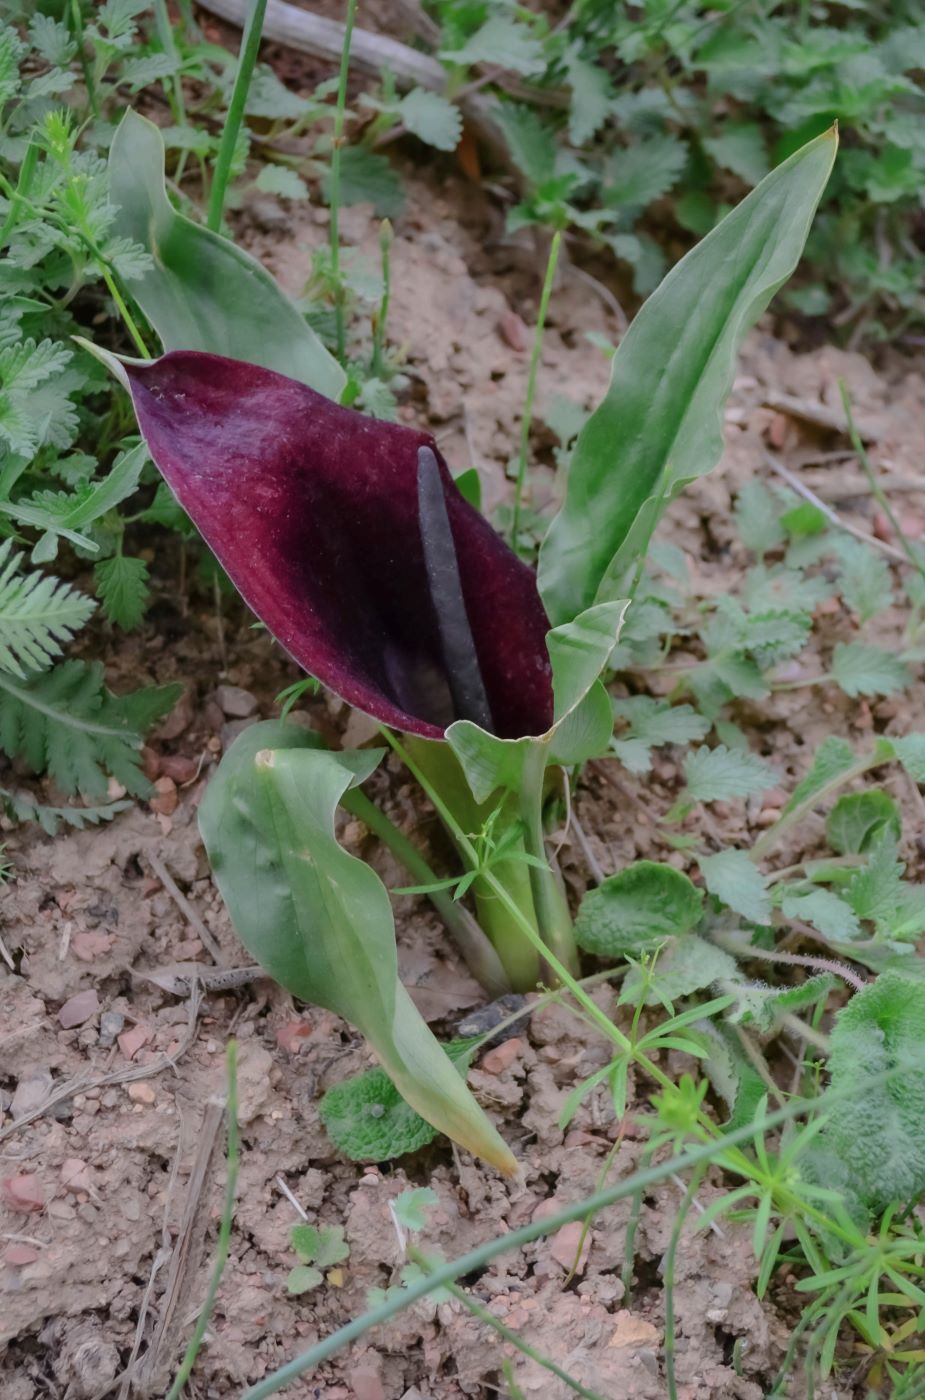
[3,57,925,1400]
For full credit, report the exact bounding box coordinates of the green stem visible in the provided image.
[413,1257,607,1400]
[329,0,358,363]
[0,139,38,250]
[664,1163,707,1400]
[70,0,99,120]
[98,262,151,359]
[750,753,883,861]
[370,219,393,375]
[511,230,561,551]
[165,1041,239,1400]
[343,786,510,996]
[207,0,268,233]
[519,742,580,978]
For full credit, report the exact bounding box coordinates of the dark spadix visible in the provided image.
[117,351,554,739]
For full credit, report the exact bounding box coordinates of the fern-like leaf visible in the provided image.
[0,538,95,678]
[0,661,181,798]
[0,786,131,834]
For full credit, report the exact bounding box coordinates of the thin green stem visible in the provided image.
[329,0,359,362]
[98,263,150,359]
[239,1087,868,1399]
[519,742,580,977]
[370,219,393,375]
[664,1163,707,1400]
[207,0,268,233]
[511,230,561,550]
[417,1260,607,1400]
[165,1041,239,1400]
[839,378,925,583]
[343,786,509,995]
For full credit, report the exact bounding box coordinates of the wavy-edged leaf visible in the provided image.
[199,721,516,1173]
[538,128,837,626]
[108,110,344,401]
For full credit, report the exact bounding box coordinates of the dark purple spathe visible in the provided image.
[125,352,554,739]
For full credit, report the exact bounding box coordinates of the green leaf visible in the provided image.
[575,860,703,957]
[446,600,627,804]
[1,442,148,557]
[781,736,858,817]
[198,722,514,1173]
[703,123,768,184]
[253,165,309,200]
[330,146,405,218]
[781,888,861,942]
[319,1038,477,1162]
[833,538,894,622]
[622,933,737,1005]
[734,481,785,555]
[889,733,925,783]
[0,661,179,798]
[441,17,546,76]
[698,849,771,924]
[699,1021,767,1130]
[538,128,837,627]
[108,111,344,401]
[819,969,925,1211]
[0,539,94,678]
[826,790,901,854]
[291,1222,349,1267]
[398,89,461,152]
[830,642,912,698]
[565,53,613,145]
[392,1186,438,1232]
[0,786,131,835]
[494,105,555,185]
[612,697,709,777]
[94,554,149,630]
[683,744,778,803]
[286,1265,323,1294]
[604,135,688,211]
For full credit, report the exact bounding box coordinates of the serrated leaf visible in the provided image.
[575,860,703,957]
[0,786,131,835]
[889,733,925,783]
[735,481,785,555]
[0,661,180,798]
[683,744,778,803]
[782,888,861,941]
[1,442,147,555]
[704,123,768,184]
[699,849,771,924]
[291,1222,349,1267]
[782,736,858,817]
[398,89,461,152]
[833,538,894,622]
[328,146,405,218]
[604,134,688,211]
[494,104,555,185]
[442,17,546,76]
[253,165,309,200]
[831,642,911,697]
[565,53,613,145]
[94,554,149,631]
[826,789,901,854]
[392,1186,438,1232]
[0,539,95,678]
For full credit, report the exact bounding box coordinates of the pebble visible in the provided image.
[275,1020,313,1054]
[127,1083,156,1105]
[497,307,530,352]
[10,1071,53,1119]
[480,1037,523,1075]
[60,1158,93,1194]
[548,1220,591,1273]
[1,1174,45,1212]
[215,684,258,718]
[221,718,257,750]
[159,753,199,784]
[156,689,194,740]
[3,1243,39,1266]
[71,931,113,961]
[350,1365,386,1400]
[149,776,178,817]
[118,1024,151,1060]
[98,1010,125,1048]
[607,1310,661,1349]
[58,989,100,1029]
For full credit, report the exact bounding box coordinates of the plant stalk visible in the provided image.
[342,786,510,996]
[511,230,561,550]
[207,0,268,232]
[329,0,359,363]
[519,742,581,978]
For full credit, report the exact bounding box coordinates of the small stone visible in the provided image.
[127,1083,156,1105]
[548,1220,591,1273]
[350,1365,386,1400]
[98,1011,124,1048]
[215,684,258,718]
[118,1024,151,1060]
[608,1310,661,1349]
[871,510,893,542]
[140,745,161,780]
[497,308,530,352]
[1,1174,45,1212]
[149,776,178,817]
[58,989,100,1029]
[3,1243,39,1266]
[10,1071,53,1119]
[71,931,113,962]
[221,718,258,750]
[60,1158,93,1194]
[755,807,781,827]
[159,754,199,784]
[480,1037,523,1075]
[275,1020,313,1054]
[156,688,194,740]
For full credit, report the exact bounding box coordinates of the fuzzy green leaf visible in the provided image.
[94,554,149,631]
[398,89,462,152]
[441,17,546,76]
[392,1186,438,1232]
[699,849,771,924]
[622,932,737,1005]
[576,860,703,956]
[683,744,778,803]
[830,642,911,698]
[826,790,901,855]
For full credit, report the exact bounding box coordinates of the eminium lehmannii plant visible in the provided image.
[83,115,837,1170]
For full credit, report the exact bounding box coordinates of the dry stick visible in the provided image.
[763,452,908,565]
[146,851,227,966]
